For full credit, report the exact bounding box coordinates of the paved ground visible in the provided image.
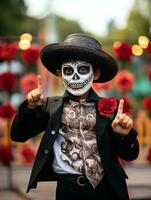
[0,164,151,200]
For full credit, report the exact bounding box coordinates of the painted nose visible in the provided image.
[72,73,80,80]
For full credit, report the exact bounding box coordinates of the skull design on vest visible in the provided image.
[62,60,94,96]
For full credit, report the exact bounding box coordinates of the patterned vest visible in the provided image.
[57,99,104,188]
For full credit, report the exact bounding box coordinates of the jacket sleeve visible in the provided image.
[10,99,49,142]
[109,125,139,161]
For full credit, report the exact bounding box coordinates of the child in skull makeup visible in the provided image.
[11,33,139,200]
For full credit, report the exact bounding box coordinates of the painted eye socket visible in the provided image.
[63,67,74,75]
[78,65,90,74]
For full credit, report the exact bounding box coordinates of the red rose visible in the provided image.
[0,72,17,92]
[146,146,151,163]
[21,46,40,64]
[147,41,151,56]
[98,97,117,118]
[143,96,151,112]
[0,103,16,119]
[20,145,36,164]
[0,42,18,61]
[114,70,135,93]
[20,73,38,94]
[0,45,3,61]
[0,145,14,166]
[113,42,132,61]
[119,97,131,113]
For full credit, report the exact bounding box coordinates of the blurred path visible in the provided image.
[0,164,151,200]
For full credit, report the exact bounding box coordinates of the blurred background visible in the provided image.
[0,0,151,199]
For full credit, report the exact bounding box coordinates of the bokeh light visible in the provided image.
[138,35,149,49]
[20,33,32,41]
[113,41,122,49]
[18,39,31,50]
[132,44,143,56]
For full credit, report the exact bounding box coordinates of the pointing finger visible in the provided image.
[117,99,124,116]
[37,75,42,93]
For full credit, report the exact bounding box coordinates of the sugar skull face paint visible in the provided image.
[61,60,94,96]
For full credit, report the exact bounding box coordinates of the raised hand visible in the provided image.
[111,99,133,136]
[27,75,45,108]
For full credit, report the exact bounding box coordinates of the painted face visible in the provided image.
[61,60,94,96]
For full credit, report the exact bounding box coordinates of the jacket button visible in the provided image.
[44,149,49,154]
[131,143,134,148]
[51,130,56,135]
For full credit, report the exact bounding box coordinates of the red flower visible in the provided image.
[119,97,131,113]
[143,96,151,112]
[98,97,117,118]
[0,45,3,61]
[20,145,36,164]
[20,73,38,94]
[21,46,40,64]
[148,68,151,82]
[0,103,16,119]
[92,82,111,92]
[113,42,132,61]
[0,145,14,166]
[0,42,18,61]
[114,70,135,93]
[147,146,151,163]
[0,72,17,92]
[147,41,151,56]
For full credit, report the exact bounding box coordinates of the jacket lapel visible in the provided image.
[33,97,64,165]
[95,104,108,147]
[47,97,64,130]
[44,97,64,148]
[28,97,64,188]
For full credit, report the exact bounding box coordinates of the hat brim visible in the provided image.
[40,43,119,82]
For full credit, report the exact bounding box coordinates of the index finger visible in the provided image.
[37,75,42,93]
[117,99,124,115]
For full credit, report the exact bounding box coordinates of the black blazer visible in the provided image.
[10,90,139,200]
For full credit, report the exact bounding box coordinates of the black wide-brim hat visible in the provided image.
[40,33,119,82]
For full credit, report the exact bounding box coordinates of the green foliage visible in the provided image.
[106,1,150,41]
[126,9,150,39]
[56,15,85,41]
[0,0,40,36]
